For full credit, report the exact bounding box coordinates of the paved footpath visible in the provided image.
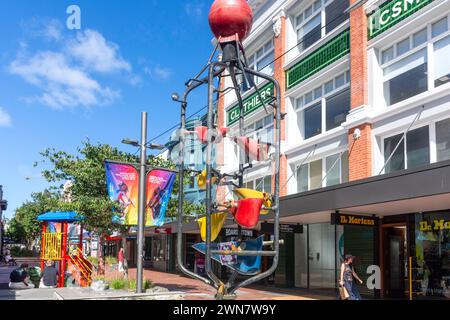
[0,266,335,300]
[107,268,336,300]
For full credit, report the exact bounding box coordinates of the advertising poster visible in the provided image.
[146,169,177,227]
[106,162,176,227]
[105,162,139,225]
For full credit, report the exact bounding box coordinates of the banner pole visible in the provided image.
[136,112,148,294]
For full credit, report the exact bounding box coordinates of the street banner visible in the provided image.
[105,162,139,225]
[192,235,264,275]
[145,169,177,227]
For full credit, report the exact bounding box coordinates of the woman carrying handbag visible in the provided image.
[339,254,363,300]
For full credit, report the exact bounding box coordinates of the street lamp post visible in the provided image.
[0,186,7,256]
[121,112,165,294]
[136,112,147,294]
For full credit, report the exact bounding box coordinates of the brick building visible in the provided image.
[213,0,450,299]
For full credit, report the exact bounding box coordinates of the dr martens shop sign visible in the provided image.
[368,0,435,39]
[331,213,378,227]
[419,219,450,231]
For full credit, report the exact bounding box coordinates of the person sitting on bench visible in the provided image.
[9,263,34,290]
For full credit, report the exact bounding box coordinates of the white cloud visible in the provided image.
[9,28,130,109]
[67,30,131,73]
[9,51,119,109]
[21,18,63,42]
[0,107,12,127]
[44,20,63,41]
[154,66,172,80]
[143,65,172,80]
[184,2,204,19]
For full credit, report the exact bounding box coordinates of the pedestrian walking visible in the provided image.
[40,260,58,288]
[118,248,125,272]
[339,254,363,300]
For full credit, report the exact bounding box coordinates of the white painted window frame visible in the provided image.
[295,70,350,141]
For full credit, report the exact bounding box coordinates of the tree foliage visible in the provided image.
[9,139,204,263]
[7,190,60,247]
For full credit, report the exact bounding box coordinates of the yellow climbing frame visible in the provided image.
[41,233,63,260]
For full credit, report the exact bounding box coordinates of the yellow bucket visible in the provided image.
[233,188,272,214]
[197,169,218,190]
[198,212,228,242]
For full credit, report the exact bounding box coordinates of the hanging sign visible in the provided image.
[331,213,378,227]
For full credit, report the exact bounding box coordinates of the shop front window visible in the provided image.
[414,212,450,299]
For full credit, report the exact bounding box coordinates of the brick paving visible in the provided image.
[1,265,335,300]
[105,268,336,300]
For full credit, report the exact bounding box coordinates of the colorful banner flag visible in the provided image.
[105,162,139,225]
[192,236,264,275]
[145,169,177,227]
[105,162,177,227]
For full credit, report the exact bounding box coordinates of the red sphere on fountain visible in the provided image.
[208,0,253,41]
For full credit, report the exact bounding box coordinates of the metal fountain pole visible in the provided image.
[136,112,148,293]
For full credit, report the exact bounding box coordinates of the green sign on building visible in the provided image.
[226,82,274,126]
[368,0,435,39]
[286,30,350,90]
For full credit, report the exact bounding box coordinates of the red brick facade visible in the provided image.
[348,1,372,181]
[273,14,288,196]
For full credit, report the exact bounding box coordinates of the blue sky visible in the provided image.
[0,0,214,218]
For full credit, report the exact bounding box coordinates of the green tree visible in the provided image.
[35,139,203,274]
[8,190,60,248]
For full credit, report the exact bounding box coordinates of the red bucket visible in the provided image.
[194,126,228,144]
[232,198,263,228]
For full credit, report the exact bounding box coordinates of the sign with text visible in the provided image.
[260,222,303,234]
[368,0,435,39]
[226,82,274,126]
[223,228,254,238]
[419,219,450,231]
[331,213,378,227]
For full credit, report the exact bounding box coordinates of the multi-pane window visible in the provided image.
[383,126,430,173]
[295,0,349,52]
[244,176,272,193]
[296,151,349,192]
[380,15,450,106]
[242,40,274,91]
[244,114,274,144]
[236,115,274,165]
[436,118,450,162]
[296,71,350,140]
[383,117,450,174]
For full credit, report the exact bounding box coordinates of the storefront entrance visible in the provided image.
[381,224,407,299]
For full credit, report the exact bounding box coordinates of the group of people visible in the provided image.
[9,260,58,290]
